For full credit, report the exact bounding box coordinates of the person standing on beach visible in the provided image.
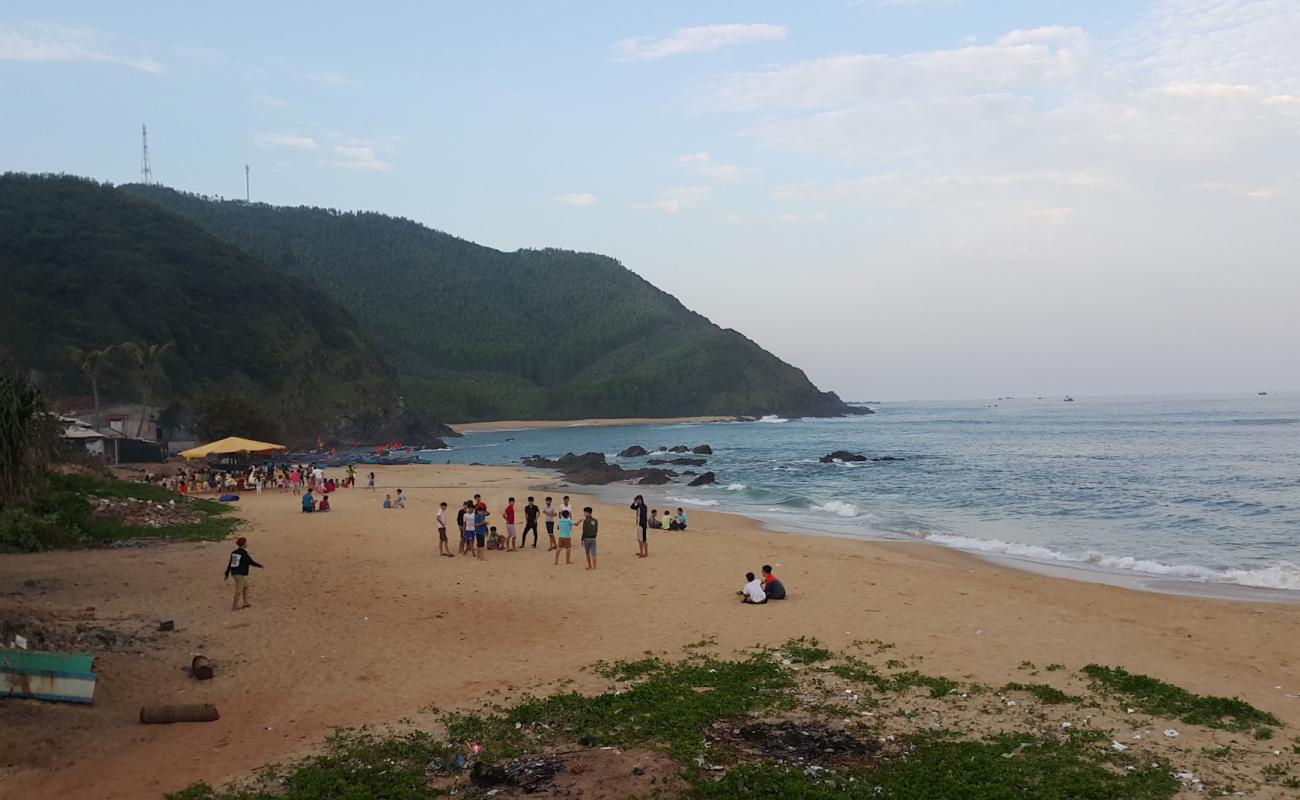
[224,536,263,611]
[436,501,453,558]
[474,504,490,560]
[630,494,649,558]
[522,496,540,548]
[462,500,477,557]
[580,506,598,570]
[554,509,573,565]
[367,472,376,491]
[543,497,558,550]
[504,497,518,551]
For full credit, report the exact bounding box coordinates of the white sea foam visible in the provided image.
[814,500,860,517]
[923,534,1300,592]
[757,415,788,423]
[725,483,747,491]
[666,496,720,507]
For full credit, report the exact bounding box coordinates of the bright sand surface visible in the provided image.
[2,463,1299,798]
[451,415,734,432]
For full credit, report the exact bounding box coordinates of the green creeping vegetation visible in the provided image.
[1002,683,1084,705]
[165,729,455,800]
[0,472,235,553]
[0,174,406,442]
[444,654,792,763]
[782,636,834,664]
[830,658,958,699]
[1082,665,1280,732]
[692,735,1177,800]
[123,183,856,422]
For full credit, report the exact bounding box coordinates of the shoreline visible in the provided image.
[451,415,736,432]
[4,462,1300,798]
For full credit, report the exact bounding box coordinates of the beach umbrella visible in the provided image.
[178,436,285,459]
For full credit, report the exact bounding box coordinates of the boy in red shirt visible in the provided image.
[504,497,518,551]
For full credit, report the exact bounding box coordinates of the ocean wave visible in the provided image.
[923,533,1300,591]
[725,483,747,491]
[757,415,788,423]
[814,500,861,517]
[666,495,720,507]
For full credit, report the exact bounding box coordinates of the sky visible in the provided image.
[2,0,1298,401]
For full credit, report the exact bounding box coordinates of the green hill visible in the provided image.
[123,184,861,422]
[0,174,414,442]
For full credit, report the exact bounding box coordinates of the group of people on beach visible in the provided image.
[156,463,371,497]
[435,494,601,569]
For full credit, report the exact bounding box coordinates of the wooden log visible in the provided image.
[139,704,219,724]
[190,655,214,680]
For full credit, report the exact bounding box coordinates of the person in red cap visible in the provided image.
[224,536,263,611]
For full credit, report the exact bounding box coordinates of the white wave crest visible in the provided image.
[725,483,747,491]
[814,500,861,517]
[924,534,1300,592]
[666,495,720,507]
[758,415,789,423]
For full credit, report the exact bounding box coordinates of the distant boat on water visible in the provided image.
[1063,396,1075,402]
[1258,391,1268,396]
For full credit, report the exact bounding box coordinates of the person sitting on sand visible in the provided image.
[554,509,573,565]
[318,495,331,512]
[395,489,406,509]
[740,572,767,605]
[487,526,505,550]
[649,509,661,529]
[224,536,263,611]
[761,565,786,600]
[669,508,688,531]
[301,489,315,513]
[383,493,393,509]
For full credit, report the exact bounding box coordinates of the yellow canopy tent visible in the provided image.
[178,436,285,459]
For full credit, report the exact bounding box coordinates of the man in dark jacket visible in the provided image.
[224,536,264,610]
[522,496,540,548]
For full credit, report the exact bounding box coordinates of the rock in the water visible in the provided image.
[668,445,690,453]
[522,452,680,486]
[647,458,668,465]
[618,445,649,458]
[637,469,675,485]
[669,457,706,467]
[688,471,717,487]
[692,444,713,455]
[819,451,868,463]
[873,455,905,462]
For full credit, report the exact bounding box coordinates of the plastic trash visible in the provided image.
[1111,741,1129,751]
[1163,729,1179,738]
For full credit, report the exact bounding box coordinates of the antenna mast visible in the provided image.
[245,164,250,203]
[140,124,153,185]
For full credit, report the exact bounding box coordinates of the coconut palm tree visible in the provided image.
[118,342,173,438]
[68,345,116,431]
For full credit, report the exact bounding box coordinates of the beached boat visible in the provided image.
[1,650,97,704]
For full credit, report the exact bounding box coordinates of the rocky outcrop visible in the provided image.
[670,457,706,467]
[618,445,649,458]
[637,469,676,485]
[668,445,690,453]
[692,444,713,455]
[522,453,680,486]
[784,389,874,418]
[820,451,868,463]
[688,471,717,487]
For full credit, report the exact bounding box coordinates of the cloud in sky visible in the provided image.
[556,192,598,206]
[331,144,391,172]
[676,152,753,182]
[0,23,162,72]
[635,186,710,214]
[614,23,785,61]
[255,132,319,150]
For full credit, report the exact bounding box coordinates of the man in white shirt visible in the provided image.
[312,466,324,486]
[741,572,767,605]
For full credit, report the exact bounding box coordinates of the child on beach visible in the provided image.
[761,564,786,600]
[436,501,453,557]
[224,536,263,611]
[554,509,573,565]
[580,507,598,570]
[487,526,504,550]
[630,494,649,558]
[649,509,661,529]
[669,508,688,531]
[301,489,315,512]
[740,572,767,605]
[504,497,517,551]
[462,501,477,557]
[543,497,558,550]
[317,495,331,512]
[474,505,489,559]
[367,472,376,491]
[395,489,406,509]
[383,494,393,509]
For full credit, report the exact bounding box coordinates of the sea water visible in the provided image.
[423,394,1300,597]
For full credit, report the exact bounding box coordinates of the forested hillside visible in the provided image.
[0,174,412,442]
[124,184,859,421]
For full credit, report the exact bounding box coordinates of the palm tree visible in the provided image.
[68,345,116,431]
[118,342,173,438]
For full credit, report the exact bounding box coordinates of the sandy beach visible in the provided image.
[451,415,736,432]
[2,462,1299,799]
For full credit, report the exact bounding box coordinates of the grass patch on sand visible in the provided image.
[691,734,1177,800]
[444,654,793,763]
[1002,682,1084,705]
[1083,665,1280,732]
[0,472,236,552]
[830,657,958,699]
[781,636,833,664]
[165,729,454,800]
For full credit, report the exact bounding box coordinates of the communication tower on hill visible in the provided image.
[245,164,250,203]
[140,124,153,185]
